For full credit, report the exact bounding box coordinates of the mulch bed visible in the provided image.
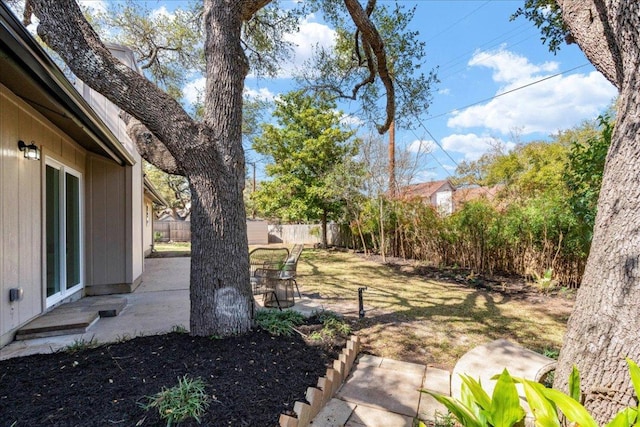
[1,321,344,427]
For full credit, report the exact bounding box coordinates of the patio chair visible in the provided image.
[280,244,304,297]
[249,247,289,288]
[252,267,295,310]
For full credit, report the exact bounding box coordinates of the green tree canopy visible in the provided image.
[252,90,361,245]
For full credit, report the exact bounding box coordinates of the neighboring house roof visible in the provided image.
[401,180,454,200]
[143,176,169,207]
[0,4,135,166]
[453,185,502,206]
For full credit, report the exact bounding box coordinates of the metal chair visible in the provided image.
[252,267,295,310]
[249,247,289,292]
[280,244,304,297]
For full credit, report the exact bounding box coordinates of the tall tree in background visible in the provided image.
[24,0,409,337]
[302,1,437,194]
[252,90,360,247]
[516,1,640,421]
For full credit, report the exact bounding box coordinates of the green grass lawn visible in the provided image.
[149,243,571,369]
[295,249,572,370]
[154,242,191,252]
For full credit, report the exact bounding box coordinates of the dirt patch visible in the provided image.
[0,321,345,427]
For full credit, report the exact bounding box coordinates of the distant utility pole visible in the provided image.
[251,162,256,193]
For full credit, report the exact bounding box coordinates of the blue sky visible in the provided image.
[79,0,617,183]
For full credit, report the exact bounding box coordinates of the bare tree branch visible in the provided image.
[119,112,184,175]
[343,0,395,134]
[28,0,201,169]
[240,0,274,21]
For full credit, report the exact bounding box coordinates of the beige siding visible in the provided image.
[130,162,144,280]
[79,77,145,294]
[0,84,89,345]
[143,197,154,256]
[85,154,128,291]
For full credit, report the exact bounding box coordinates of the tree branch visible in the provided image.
[343,0,395,134]
[240,0,273,21]
[556,0,622,88]
[28,0,200,167]
[119,112,184,175]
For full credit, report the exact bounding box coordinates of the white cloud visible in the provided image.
[438,88,451,96]
[281,15,336,78]
[448,48,617,136]
[408,139,435,153]
[245,87,276,102]
[182,77,206,105]
[340,113,364,127]
[151,5,174,20]
[469,46,559,83]
[441,133,514,161]
[78,0,107,14]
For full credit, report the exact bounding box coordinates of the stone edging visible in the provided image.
[279,335,360,427]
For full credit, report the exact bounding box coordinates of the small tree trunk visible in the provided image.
[321,210,328,248]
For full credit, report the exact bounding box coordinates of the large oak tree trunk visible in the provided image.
[188,2,253,335]
[554,1,640,422]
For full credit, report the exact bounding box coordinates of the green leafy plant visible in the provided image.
[415,410,457,427]
[532,268,556,293]
[171,324,188,334]
[64,337,98,354]
[309,311,351,341]
[254,309,305,336]
[142,376,210,426]
[421,359,640,427]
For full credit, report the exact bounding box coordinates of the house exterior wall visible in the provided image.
[0,83,87,346]
[75,77,145,295]
[143,196,154,256]
[431,182,455,215]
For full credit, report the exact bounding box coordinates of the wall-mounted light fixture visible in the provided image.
[18,140,40,160]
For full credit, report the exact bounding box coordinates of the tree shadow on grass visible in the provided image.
[298,249,571,368]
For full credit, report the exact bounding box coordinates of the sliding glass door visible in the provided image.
[46,161,83,306]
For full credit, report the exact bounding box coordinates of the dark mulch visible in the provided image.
[1,322,344,427]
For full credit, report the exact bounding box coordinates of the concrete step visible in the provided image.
[15,296,127,340]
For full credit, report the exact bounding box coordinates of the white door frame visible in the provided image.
[44,158,84,307]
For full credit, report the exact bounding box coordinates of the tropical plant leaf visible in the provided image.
[517,378,560,427]
[626,359,640,402]
[421,390,483,427]
[568,365,581,402]
[542,388,598,427]
[487,369,525,427]
[460,378,485,423]
[604,407,637,427]
[461,374,492,411]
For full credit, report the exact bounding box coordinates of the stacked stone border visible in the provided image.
[279,335,360,427]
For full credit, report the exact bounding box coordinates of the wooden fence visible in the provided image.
[267,223,347,246]
[154,220,270,245]
[154,221,348,246]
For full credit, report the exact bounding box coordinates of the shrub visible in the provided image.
[142,375,210,426]
[255,309,305,336]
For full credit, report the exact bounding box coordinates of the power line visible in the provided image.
[425,63,591,122]
[425,0,492,43]
[408,127,456,179]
